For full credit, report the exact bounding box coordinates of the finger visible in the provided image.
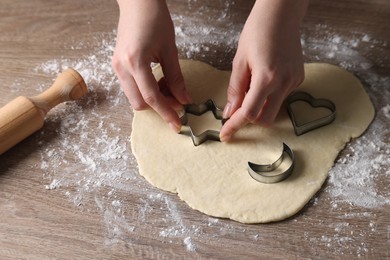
[160,51,192,105]
[223,59,250,119]
[120,74,149,110]
[220,108,250,142]
[240,71,279,124]
[255,81,296,126]
[112,59,148,110]
[254,93,284,127]
[158,77,184,111]
[134,65,182,132]
[221,70,279,141]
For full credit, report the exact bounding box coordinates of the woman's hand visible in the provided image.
[112,0,191,132]
[220,0,308,141]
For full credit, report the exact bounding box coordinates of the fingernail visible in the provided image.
[223,102,232,119]
[177,108,185,118]
[169,122,180,133]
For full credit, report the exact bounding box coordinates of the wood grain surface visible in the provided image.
[0,0,389,259]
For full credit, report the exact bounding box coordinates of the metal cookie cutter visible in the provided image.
[248,143,295,184]
[179,99,227,146]
[287,91,336,136]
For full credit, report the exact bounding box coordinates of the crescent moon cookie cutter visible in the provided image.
[179,99,228,146]
[248,143,295,184]
[287,91,336,136]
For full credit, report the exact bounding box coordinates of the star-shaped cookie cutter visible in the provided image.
[248,143,295,184]
[179,99,227,146]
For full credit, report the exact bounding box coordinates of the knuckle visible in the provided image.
[227,84,241,97]
[143,92,158,107]
[131,101,148,111]
[114,48,147,73]
[261,68,279,86]
[111,54,125,77]
[232,57,241,70]
[232,55,246,69]
[111,55,121,71]
[251,69,278,94]
[241,107,258,122]
[127,48,143,63]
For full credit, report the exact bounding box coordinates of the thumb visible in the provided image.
[224,60,250,118]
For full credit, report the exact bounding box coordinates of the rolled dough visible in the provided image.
[131,60,374,223]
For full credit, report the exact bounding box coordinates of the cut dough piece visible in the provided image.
[131,60,374,223]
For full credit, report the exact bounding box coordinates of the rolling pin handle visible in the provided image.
[31,68,88,113]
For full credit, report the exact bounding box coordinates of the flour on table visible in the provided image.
[45,179,61,190]
[28,12,389,255]
[382,105,390,119]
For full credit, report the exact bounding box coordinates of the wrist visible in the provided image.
[117,0,167,12]
[252,0,308,28]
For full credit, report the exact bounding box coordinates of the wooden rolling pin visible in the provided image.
[0,68,88,155]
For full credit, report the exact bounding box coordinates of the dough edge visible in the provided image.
[131,60,375,223]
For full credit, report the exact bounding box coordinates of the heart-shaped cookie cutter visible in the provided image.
[248,143,295,184]
[179,99,227,146]
[287,91,336,136]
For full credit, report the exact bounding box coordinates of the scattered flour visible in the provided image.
[170,1,241,64]
[300,24,389,210]
[26,5,388,256]
[383,104,390,119]
[45,179,61,190]
[327,127,390,208]
[183,237,196,252]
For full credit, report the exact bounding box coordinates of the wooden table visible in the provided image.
[0,0,389,259]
